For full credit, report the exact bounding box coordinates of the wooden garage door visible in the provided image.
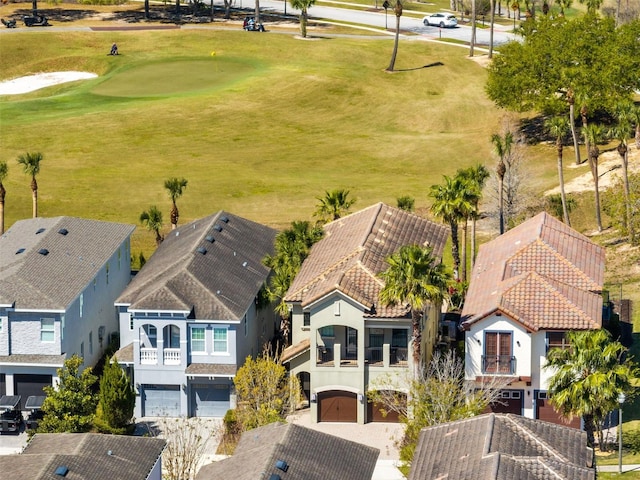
[485,390,523,415]
[367,392,406,423]
[536,391,580,429]
[318,391,357,423]
[14,374,52,410]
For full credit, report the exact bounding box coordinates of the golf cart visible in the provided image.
[25,396,46,431]
[243,16,265,32]
[23,13,49,26]
[0,395,23,434]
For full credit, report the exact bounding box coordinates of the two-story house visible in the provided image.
[461,212,605,427]
[282,203,449,424]
[0,217,135,408]
[114,211,277,418]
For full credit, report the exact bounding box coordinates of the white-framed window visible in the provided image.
[41,318,55,342]
[213,328,228,354]
[79,293,84,318]
[89,331,93,356]
[80,341,85,359]
[191,327,206,353]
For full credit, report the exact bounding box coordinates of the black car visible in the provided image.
[0,395,23,434]
[25,396,46,431]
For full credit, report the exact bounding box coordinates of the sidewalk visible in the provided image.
[597,464,640,473]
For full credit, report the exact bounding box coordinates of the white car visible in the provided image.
[422,13,458,28]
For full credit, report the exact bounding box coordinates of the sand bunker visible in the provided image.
[0,71,98,95]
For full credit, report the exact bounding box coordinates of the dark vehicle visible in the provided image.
[0,395,23,434]
[25,396,46,431]
[23,13,49,27]
[243,16,265,32]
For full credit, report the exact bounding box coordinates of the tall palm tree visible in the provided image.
[17,152,43,218]
[140,206,164,246]
[609,103,635,244]
[582,123,605,232]
[566,89,582,165]
[429,175,474,281]
[386,0,403,72]
[546,329,635,448]
[491,132,513,234]
[488,0,496,58]
[379,245,451,377]
[290,0,316,37]
[456,165,490,271]
[314,189,356,223]
[164,177,188,230]
[545,116,571,227]
[0,160,7,235]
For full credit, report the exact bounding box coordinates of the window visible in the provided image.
[80,341,84,359]
[334,301,340,316]
[319,326,334,337]
[106,262,110,285]
[89,332,93,355]
[483,332,513,374]
[303,312,310,327]
[369,332,384,348]
[546,332,570,352]
[41,318,55,342]
[392,329,408,348]
[165,325,180,349]
[191,327,205,353]
[213,328,228,354]
[79,293,84,318]
[244,315,248,337]
[143,325,157,348]
[129,314,134,331]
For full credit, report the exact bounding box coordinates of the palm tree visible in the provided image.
[314,189,356,223]
[379,245,451,377]
[396,195,415,212]
[17,152,43,218]
[545,329,635,448]
[290,0,316,37]
[545,116,571,227]
[0,160,7,235]
[488,0,496,58]
[456,165,490,271]
[491,132,513,234]
[582,123,605,232]
[140,206,164,246]
[609,103,634,244]
[164,177,188,230]
[566,89,582,165]
[386,0,403,72]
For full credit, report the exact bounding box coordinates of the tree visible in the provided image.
[430,175,474,280]
[0,160,7,235]
[491,131,513,235]
[545,115,571,226]
[582,123,605,232]
[140,205,164,246]
[38,355,98,433]
[234,352,300,430]
[396,195,415,212]
[378,245,451,377]
[94,357,135,433]
[386,0,403,72]
[546,330,636,448]
[314,189,356,223]
[290,0,316,37]
[164,177,188,230]
[456,165,490,271]
[17,151,43,218]
[603,172,640,242]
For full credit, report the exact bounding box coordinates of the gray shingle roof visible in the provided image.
[116,212,276,320]
[0,354,66,367]
[284,203,449,317]
[408,414,594,480]
[0,217,135,310]
[0,433,165,480]
[197,422,379,480]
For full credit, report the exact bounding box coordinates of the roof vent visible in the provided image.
[205,235,215,243]
[242,261,248,267]
[197,247,207,255]
[214,224,223,232]
[15,248,25,255]
[275,460,289,472]
[54,466,69,477]
[38,248,49,256]
[36,228,45,234]
[220,215,229,223]
[107,450,113,456]
[58,228,68,236]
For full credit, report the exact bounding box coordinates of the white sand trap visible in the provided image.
[0,71,98,95]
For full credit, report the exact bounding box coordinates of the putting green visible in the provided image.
[91,58,255,97]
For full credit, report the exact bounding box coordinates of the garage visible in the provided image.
[485,390,523,415]
[142,385,181,417]
[536,391,580,429]
[317,391,357,423]
[191,384,230,417]
[367,392,406,423]
[0,374,5,397]
[14,374,52,410]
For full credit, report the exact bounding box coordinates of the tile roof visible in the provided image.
[0,217,135,310]
[0,433,165,480]
[196,422,379,480]
[0,354,67,367]
[461,212,604,331]
[116,212,276,321]
[284,203,449,317]
[112,343,133,364]
[280,338,310,363]
[408,413,594,480]
[184,363,237,376]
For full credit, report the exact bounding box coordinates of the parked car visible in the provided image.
[25,396,46,431]
[422,13,457,28]
[0,395,23,434]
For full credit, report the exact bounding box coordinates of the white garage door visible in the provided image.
[142,385,181,417]
[192,384,230,417]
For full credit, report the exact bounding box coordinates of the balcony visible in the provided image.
[140,348,158,365]
[366,347,383,366]
[317,346,334,366]
[482,355,516,374]
[163,348,181,365]
[390,347,408,367]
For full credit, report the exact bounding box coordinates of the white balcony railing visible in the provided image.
[163,348,181,365]
[140,348,158,365]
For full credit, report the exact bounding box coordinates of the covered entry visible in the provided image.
[317,390,357,423]
[535,391,580,429]
[14,374,52,410]
[142,384,181,417]
[191,383,230,417]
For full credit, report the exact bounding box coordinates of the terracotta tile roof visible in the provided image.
[408,413,594,480]
[284,203,449,318]
[280,338,310,364]
[461,212,604,331]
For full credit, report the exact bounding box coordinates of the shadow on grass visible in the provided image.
[393,61,444,72]
[12,8,99,22]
